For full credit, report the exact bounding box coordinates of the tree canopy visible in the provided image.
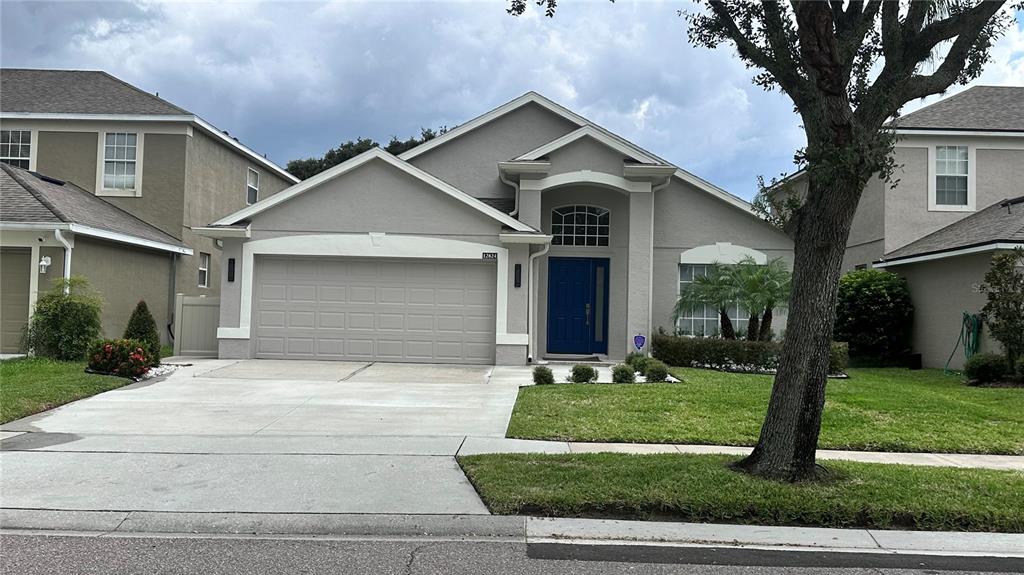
[287,127,448,180]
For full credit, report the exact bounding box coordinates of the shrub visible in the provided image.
[23,277,102,360]
[123,300,161,366]
[980,248,1024,372]
[532,365,555,385]
[834,269,913,362]
[652,333,849,375]
[829,341,850,374]
[87,339,152,379]
[644,359,669,382]
[625,352,650,373]
[963,353,1008,385]
[567,364,599,384]
[611,363,636,384]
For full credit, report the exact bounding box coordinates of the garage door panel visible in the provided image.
[254,257,496,364]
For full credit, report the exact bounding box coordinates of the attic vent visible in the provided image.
[29,172,65,186]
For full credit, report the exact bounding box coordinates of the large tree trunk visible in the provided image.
[759,307,774,341]
[733,177,860,481]
[719,309,735,340]
[746,313,760,342]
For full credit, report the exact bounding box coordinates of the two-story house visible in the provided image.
[0,69,297,351]
[781,86,1024,369]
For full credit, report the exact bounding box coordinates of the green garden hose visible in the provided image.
[944,312,983,375]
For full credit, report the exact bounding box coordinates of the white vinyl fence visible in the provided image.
[172,294,220,357]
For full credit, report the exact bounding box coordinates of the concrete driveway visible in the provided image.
[0,360,530,516]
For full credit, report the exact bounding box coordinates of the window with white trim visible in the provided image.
[676,264,748,337]
[102,132,138,190]
[551,205,609,246]
[0,130,31,169]
[246,168,259,205]
[935,145,968,206]
[198,252,211,288]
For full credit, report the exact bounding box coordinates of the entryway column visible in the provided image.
[627,186,654,355]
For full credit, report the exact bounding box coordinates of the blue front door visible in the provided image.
[547,257,609,355]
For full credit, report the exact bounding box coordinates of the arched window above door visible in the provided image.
[551,205,609,246]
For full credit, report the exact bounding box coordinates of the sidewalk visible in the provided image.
[457,436,1024,470]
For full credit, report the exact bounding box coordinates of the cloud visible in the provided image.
[1,1,1019,200]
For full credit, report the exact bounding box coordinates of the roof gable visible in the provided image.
[212,147,535,232]
[515,125,658,163]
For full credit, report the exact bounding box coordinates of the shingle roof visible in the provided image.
[881,196,1024,262]
[893,86,1024,132]
[0,163,187,249]
[0,69,190,116]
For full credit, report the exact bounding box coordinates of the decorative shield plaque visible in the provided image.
[633,334,646,352]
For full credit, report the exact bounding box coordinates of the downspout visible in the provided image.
[499,171,520,217]
[54,228,72,294]
[526,242,551,363]
[166,253,178,344]
[652,175,672,193]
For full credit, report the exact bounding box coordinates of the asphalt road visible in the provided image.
[1,534,1013,575]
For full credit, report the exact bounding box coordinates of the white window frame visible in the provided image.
[96,131,144,197]
[198,252,210,288]
[927,143,975,212]
[0,129,34,169]
[676,263,749,338]
[550,204,610,247]
[246,168,260,205]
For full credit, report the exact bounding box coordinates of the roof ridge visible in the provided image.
[2,164,70,222]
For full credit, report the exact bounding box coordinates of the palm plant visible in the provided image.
[672,263,737,339]
[726,256,792,341]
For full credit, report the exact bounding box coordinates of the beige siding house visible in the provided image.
[0,69,297,348]
[200,93,793,365]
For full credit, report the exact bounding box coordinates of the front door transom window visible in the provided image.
[551,205,609,246]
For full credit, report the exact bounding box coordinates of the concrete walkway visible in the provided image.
[456,437,1024,470]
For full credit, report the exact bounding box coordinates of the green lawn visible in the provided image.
[506,368,1024,455]
[459,452,1024,532]
[0,358,131,424]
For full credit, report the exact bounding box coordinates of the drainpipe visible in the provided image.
[54,228,72,294]
[526,242,551,363]
[166,253,178,344]
[499,171,520,217]
[652,176,672,193]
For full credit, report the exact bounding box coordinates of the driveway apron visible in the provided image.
[0,360,525,516]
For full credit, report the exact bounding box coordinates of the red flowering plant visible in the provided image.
[87,338,153,379]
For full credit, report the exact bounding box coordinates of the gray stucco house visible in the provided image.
[0,69,297,349]
[199,92,792,365]
[781,86,1024,369]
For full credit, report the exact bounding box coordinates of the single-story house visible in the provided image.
[874,195,1024,369]
[197,92,792,365]
[0,163,190,352]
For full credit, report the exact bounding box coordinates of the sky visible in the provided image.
[2,1,1022,200]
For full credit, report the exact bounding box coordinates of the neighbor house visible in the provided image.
[779,86,1024,369]
[197,92,793,365]
[0,69,298,350]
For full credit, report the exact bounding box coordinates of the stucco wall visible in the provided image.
[536,186,630,360]
[893,252,1002,369]
[35,131,98,191]
[652,178,793,336]
[71,236,173,344]
[407,102,579,199]
[103,133,187,239]
[545,136,627,177]
[841,239,885,272]
[252,160,503,237]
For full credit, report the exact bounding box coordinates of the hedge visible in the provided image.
[652,334,848,375]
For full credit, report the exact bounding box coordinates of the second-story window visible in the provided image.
[103,132,138,191]
[246,168,259,205]
[0,130,31,169]
[935,145,968,206]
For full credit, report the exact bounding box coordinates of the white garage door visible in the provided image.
[253,257,497,364]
